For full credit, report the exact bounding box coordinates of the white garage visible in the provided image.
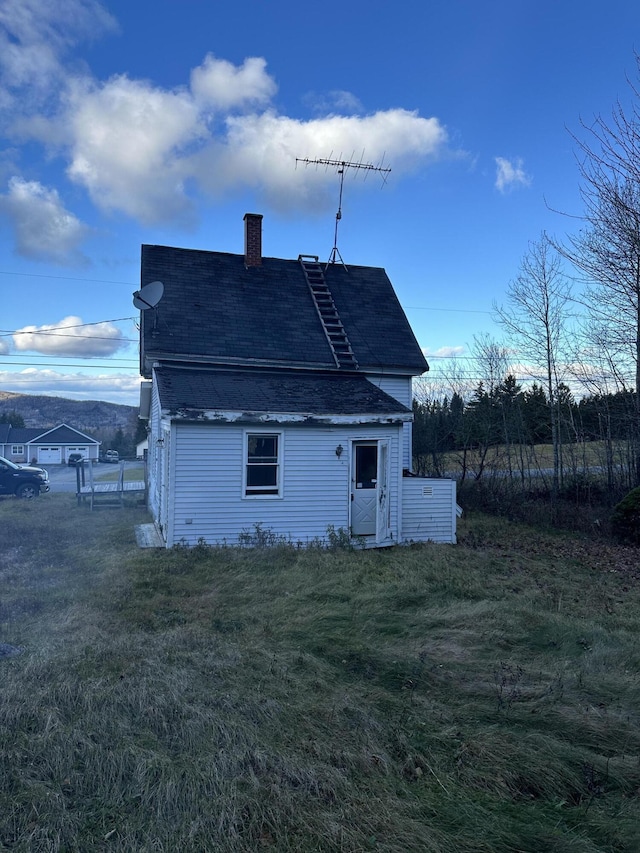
[0,424,101,465]
[38,446,62,464]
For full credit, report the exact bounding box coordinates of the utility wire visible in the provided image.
[0,361,139,371]
[0,270,136,286]
[2,375,140,384]
[0,317,137,339]
[406,306,492,314]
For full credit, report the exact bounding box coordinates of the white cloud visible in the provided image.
[59,71,448,220]
[0,368,141,405]
[190,54,277,111]
[65,75,204,224]
[302,89,365,115]
[0,177,89,264]
[12,316,126,357]
[495,157,531,193]
[422,346,466,358]
[0,0,117,113]
[0,339,10,355]
[195,109,447,211]
[0,0,454,247]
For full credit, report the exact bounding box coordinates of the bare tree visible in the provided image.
[413,358,474,479]
[556,65,640,483]
[472,333,510,395]
[494,233,572,500]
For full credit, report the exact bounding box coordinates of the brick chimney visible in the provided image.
[244,213,263,267]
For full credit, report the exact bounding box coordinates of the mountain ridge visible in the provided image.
[0,392,137,433]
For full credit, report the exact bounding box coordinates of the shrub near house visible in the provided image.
[611,487,640,544]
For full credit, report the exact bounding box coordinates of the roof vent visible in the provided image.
[244,213,263,267]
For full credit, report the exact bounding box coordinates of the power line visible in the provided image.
[420,371,635,384]
[407,306,492,315]
[0,317,137,339]
[0,375,140,384]
[0,267,497,316]
[423,355,474,361]
[0,270,136,286]
[0,361,139,371]
[11,334,138,343]
[1,354,138,363]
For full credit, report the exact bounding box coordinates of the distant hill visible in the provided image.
[0,392,137,433]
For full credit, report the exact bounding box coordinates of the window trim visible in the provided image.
[243,430,283,499]
[11,445,24,455]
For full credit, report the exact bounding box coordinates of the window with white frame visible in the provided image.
[244,432,282,496]
[11,445,24,455]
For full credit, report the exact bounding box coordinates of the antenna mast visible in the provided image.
[296,156,391,266]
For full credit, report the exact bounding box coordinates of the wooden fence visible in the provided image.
[76,460,146,510]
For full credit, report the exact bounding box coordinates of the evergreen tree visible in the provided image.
[0,411,25,428]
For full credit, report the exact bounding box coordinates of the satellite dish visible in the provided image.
[133,280,164,310]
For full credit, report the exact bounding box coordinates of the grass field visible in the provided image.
[94,463,145,483]
[427,440,627,476]
[1,494,640,851]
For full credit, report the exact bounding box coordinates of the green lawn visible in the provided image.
[94,463,145,483]
[1,495,639,851]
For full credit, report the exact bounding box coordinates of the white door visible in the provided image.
[38,447,61,464]
[351,442,378,536]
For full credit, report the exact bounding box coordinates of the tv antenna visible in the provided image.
[296,155,391,266]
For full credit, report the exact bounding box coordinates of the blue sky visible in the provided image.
[0,0,639,406]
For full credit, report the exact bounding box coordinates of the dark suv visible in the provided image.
[0,456,50,499]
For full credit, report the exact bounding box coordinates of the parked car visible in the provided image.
[0,456,50,499]
[67,453,85,466]
[102,450,119,463]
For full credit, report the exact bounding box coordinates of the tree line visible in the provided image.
[414,55,640,514]
[413,380,640,495]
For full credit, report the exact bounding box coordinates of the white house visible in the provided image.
[138,214,458,548]
[0,423,100,465]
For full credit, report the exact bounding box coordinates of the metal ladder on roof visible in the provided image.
[299,255,358,370]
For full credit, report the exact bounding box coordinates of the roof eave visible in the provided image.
[160,407,413,426]
[144,351,336,373]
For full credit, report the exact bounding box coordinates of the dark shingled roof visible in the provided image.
[140,245,428,376]
[1,425,98,444]
[29,425,97,443]
[155,367,412,418]
[1,428,42,443]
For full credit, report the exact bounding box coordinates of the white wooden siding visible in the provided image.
[365,374,412,407]
[167,422,402,547]
[401,478,457,544]
[366,374,414,471]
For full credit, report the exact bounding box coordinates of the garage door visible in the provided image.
[38,447,62,464]
[66,447,88,462]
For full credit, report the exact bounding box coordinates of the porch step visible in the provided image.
[299,255,358,369]
[135,524,165,548]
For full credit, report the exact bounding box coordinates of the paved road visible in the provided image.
[45,461,145,493]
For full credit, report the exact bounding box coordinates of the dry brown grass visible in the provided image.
[1,496,640,851]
